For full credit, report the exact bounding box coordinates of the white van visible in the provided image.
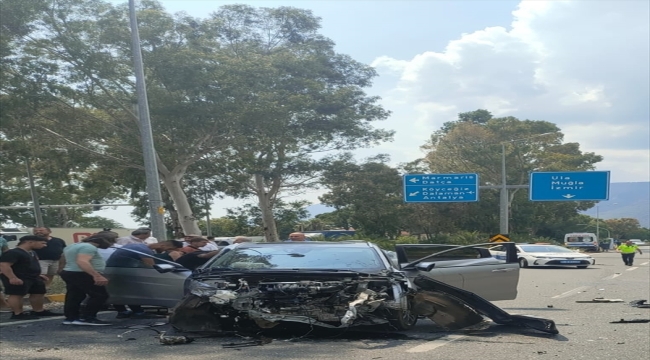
[564,232,599,252]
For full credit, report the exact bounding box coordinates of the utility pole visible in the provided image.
[25,158,44,227]
[128,0,166,241]
[499,143,508,234]
[202,179,212,237]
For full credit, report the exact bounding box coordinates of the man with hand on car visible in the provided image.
[616,240,643,266]
[106,241,157,318]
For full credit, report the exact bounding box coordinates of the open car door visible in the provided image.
[104,250,191,308]
[396,242,519,301]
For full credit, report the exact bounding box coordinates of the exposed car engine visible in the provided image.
[173,273,410,332]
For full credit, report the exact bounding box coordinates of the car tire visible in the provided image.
[577,266,588,269]
[518,258,528,268]
[388,300,417,331]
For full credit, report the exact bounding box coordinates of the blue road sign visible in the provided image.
[529,171,610,201]
[403,173,479,203]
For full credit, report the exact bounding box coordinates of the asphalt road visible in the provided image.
[1,251,648,360]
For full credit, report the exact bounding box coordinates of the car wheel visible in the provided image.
[388,300,417,331]
[577,266,588,269]
[518,258,528,268]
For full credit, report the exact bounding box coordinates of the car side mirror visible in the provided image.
[415,262,435,272]
[153,264,176,273]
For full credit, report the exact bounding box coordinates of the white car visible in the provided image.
[490,244,595,269]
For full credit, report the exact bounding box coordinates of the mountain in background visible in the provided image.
[582,182,650,228]
[306,182,650,228]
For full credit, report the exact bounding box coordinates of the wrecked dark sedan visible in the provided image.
[168,241,557,334]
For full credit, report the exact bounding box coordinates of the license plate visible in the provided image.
[560,260,580,264]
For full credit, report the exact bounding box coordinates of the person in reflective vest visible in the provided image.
[616,240,643,266]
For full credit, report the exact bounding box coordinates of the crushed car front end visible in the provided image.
[170,270,412,332]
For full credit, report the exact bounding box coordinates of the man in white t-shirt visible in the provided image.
[116,229,157,246]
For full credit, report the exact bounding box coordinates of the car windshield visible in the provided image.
[208,245,384,271]
[520,245,575,253]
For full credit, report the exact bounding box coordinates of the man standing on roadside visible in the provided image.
[60,235,112,326]
[32,227,67,287]
[180,237,209,253]
[0,236,61,320]
[616,240,643,266]
[0,234,10,311]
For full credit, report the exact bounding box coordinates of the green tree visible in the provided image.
[203,5,392,241]
[421,110,603,235]
[5,1,391,241]
[602,218,647,239]
[320,154,406,238]
[225,201,310,240]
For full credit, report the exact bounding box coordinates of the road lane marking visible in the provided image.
[640,262,649,266]
[0,311,111,327]
[626,267,638,271]
[406,335,466,353]
[552,286,590,299]
[602,274,622,280]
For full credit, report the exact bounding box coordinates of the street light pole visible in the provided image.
[128,0,166,241]
[500,143,508,234]
[497,132,557,235]
[596,205,600,240]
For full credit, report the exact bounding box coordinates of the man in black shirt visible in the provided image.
[33,227,67,287]
[0,236,61,320]
[175,250,220,271]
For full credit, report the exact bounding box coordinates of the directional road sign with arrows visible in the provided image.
[403,173,479,203]
[529,171,610,201]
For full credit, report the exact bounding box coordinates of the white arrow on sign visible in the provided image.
[409,178,420,183]
[562,194,576,199]
[409,191,420,196]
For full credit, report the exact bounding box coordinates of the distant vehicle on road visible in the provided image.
[490,244,595,269]
[564,232,599,252]
[628,239,647,246]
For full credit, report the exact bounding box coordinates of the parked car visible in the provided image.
[490,244,595,269]
[104,242,557,334]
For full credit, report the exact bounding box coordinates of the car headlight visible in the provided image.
[188,281,219,297]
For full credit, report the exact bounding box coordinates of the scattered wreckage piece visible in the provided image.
[412,276,559,335]
[118,327,195,345]
[575,298,624,303]
[629,300,650,308]
[610,319,650,324]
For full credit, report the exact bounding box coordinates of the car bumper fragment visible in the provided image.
[413,275,559,335]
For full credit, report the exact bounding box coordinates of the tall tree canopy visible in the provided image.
[1,0,392,239]
[421,109,603,235]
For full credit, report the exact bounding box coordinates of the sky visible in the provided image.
[98,0,650,228]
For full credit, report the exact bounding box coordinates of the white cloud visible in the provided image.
[371,0,650,181]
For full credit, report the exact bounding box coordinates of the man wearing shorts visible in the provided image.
[32,227,67,287]
[0,236,61,320]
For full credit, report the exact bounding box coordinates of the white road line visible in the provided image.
[0,311,112,327]
[640,262,649,266]
[407,335,466,353]
[0,316,65,327]
[626,267,638,272]
[551,286,590,299]
[602,274,623,280]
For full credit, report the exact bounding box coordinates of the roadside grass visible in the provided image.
[47,276,66,294]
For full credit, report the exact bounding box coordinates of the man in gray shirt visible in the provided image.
[60,235,112,326]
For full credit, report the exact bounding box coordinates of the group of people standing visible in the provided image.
[0,227,253,325]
